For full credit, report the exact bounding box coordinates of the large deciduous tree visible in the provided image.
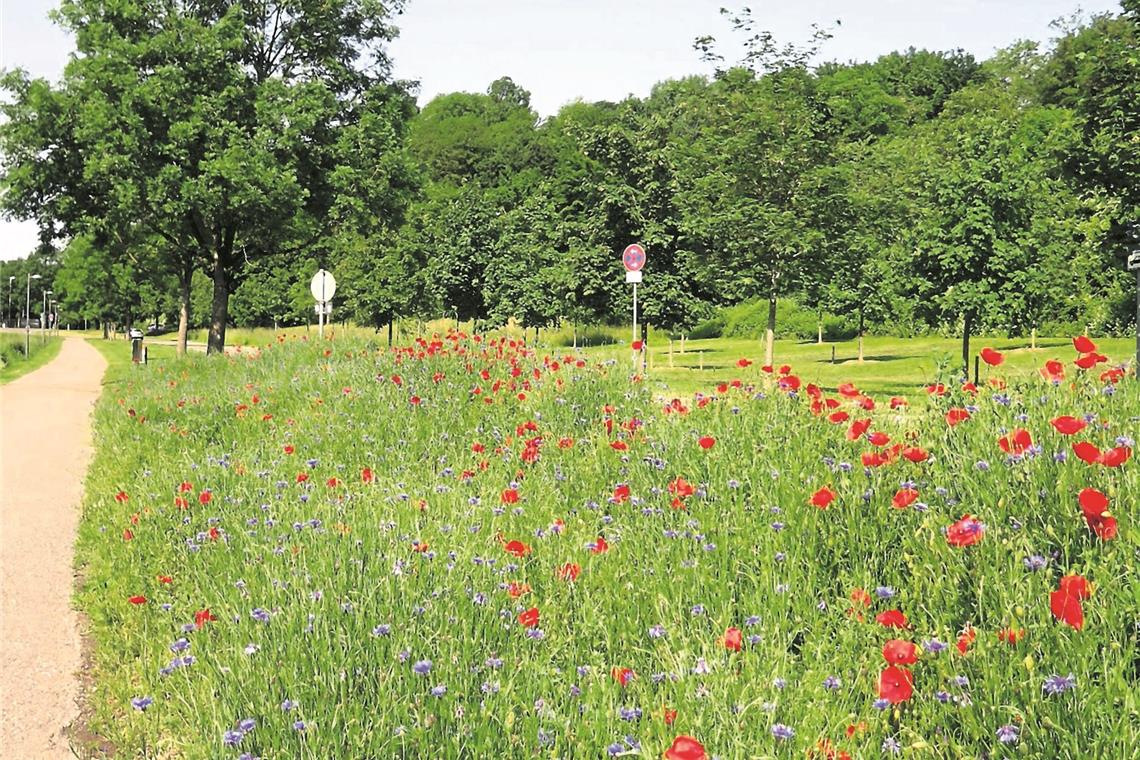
[1,0,414,354]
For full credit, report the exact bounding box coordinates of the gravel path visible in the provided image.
[1,338,107,758]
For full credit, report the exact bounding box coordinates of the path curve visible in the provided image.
[1,338,107,759]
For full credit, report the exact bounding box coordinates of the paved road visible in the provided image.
[0,337,107,758]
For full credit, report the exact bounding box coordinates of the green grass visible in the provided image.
[72,332,1139,758]
[582,335,1137,398]
[87,337,183,381]
[0,334,63,384]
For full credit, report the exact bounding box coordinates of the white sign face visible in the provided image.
[310,269,337,302]
[1128,252,1140,272]
[625,270,643,284]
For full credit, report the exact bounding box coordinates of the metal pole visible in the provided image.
[41,291,47,344]
[25,275,31,356]
[1134,268,1139,380]
[632,282,638,366]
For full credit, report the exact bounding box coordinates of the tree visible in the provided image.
[1,0,414,355]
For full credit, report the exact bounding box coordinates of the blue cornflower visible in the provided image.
[412,660,432,675]
[771,723,794,740]
[130,696,153,711]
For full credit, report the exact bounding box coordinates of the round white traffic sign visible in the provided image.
[310,269,337,302]
[622,244,646,272]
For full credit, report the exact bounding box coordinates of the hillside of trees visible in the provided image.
[1,1,1137,362]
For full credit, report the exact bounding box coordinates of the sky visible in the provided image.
[0,0,1123,261]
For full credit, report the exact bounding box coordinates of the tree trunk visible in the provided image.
[857,308,865,364]
[765,289,777,367]
[962,312,974,379]
[102,321,109,340]
[176,266,191,357]
[388,320,394,347]
[207,255,228,355]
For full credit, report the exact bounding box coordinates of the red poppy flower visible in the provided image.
[698,436,716,450]
[1074,353,1098,370]
[1099,446,1131,468]
[997,627,1025,645]
[122,529,134,541]
[875,609,909,628]
[296,472,309,483]
[283,444,295,455]
[723,626,742,652]
[591,536,609,554]
[1040,360,1065,382]
[956,626,976,654]
[736,358,752,368]
[114,491,129,503]
[882,639,918,665]
[669,477,695,498]
[926,383,946,396]
[867,431,891,447]
[501,488,520,504]
[557,563,581,581]
[1051,416,1086,435]
[1072,441,1101,464]
[613,484,631,502]
[902,446,928,463]
[1073,336,1097,353]
[1050,588,1084,630]
[361,467,373,483]
[503,540,531,557]
[179,482,193,493]
[128,595,147,605]
[946,514,985,547]
[195,608,217,628]
[610,440,629,452]
[891,488,919,510]
[157,575,173,584]
[945,408,970,426]
[664,707,678,726]
[507,582,531,599]
[664,735,706,760]
[878,666,913,703]
[518,607,539,627]
[846,419,871,441]
[1059,574,1090,599]
[412,541,429,553]
[998,429,1032,455]
[980,347,1004,366]
[611,667,635,687]
[890,397,908,409]
[828,411,850,424]
[810,487,836,509]
[325,477,341,488]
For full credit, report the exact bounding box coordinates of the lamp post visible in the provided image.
[7,275,14,327]
[50,300,58,335]
[41,289,52,344]
[25,273,41,356]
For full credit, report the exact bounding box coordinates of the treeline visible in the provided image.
[1,1,1137,363]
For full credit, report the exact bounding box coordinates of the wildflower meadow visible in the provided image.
[77,334,1137,759]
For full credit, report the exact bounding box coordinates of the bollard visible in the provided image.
[129,327,144,364]
[831,346,836,364]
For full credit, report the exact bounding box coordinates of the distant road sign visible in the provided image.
[622,244,646,272]
[1128,251,1140,272]
[310,269,337,302]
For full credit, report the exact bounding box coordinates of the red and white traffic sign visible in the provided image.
[622,243,646,272]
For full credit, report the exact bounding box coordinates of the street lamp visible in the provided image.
[25,273,41,357]
[41,289,52,344]
[7,275,14,328]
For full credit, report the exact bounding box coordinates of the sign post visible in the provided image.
[622,244,646,367]
[1129,236,1140,379]
[310,269,337,340]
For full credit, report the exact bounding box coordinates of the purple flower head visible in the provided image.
[771,723,794,740]
[1043,673,1076,696]
[997,724,1020,744]
[413,660,432,675]
[130,696,153,712]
